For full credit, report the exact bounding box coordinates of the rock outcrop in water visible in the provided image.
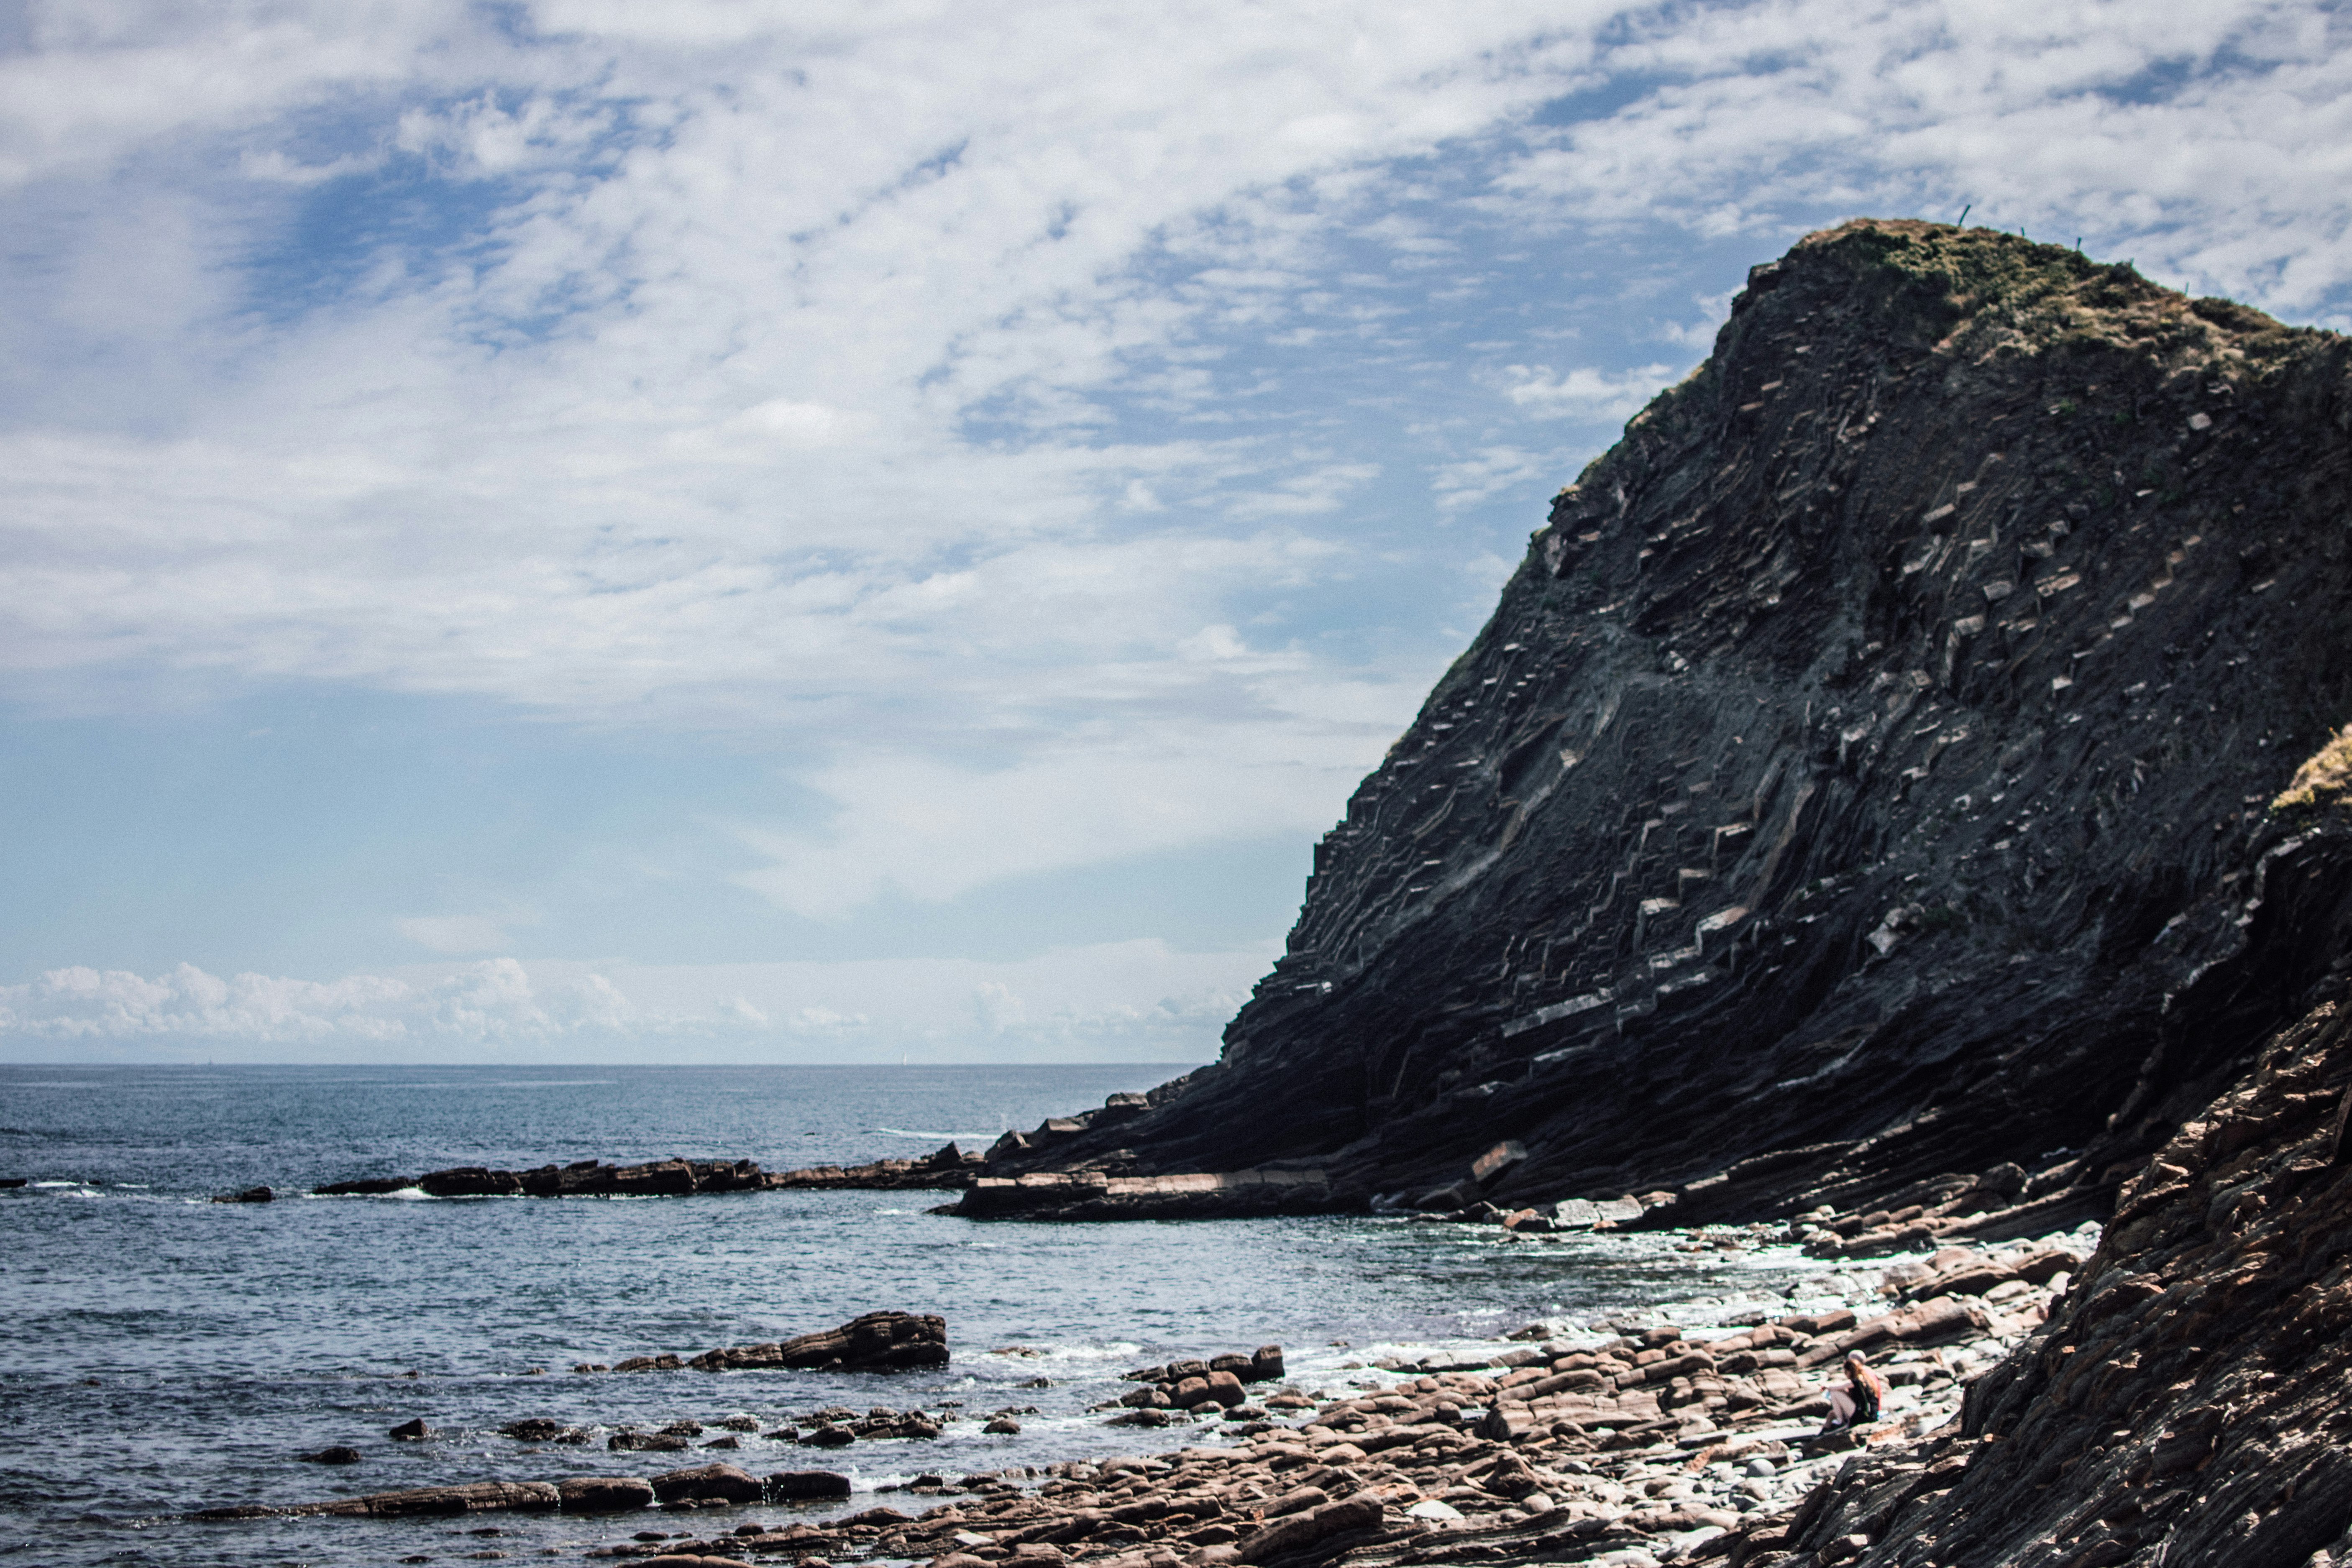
[314,1144,982,1197]
[573,1311,952,1376]
[984,219,2352,1234]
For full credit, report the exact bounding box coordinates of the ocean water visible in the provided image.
[0,1065,1837,1567]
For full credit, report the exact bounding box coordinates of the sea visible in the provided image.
[0,1064,1863,1567]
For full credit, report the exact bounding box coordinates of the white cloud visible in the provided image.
[5,0,2352,982]
[730,708,1376,919]
[1489,0,2352,316]
[1431,445,1553,512]
[1501,363,1679,421]
[0,959,586,1044]
[395,911,538,955]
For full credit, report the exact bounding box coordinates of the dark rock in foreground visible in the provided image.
[313,1143,983,1198]
[978,219,2352,1235]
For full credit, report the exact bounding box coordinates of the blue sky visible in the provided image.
[3,0,2348,1062]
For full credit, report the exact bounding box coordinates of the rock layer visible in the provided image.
[988,219,2352,1228]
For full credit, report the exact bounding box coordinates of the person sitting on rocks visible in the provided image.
[1821,1350,1887,1435]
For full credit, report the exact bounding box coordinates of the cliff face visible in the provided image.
[995,219,2352,1223]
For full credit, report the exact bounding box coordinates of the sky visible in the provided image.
[3,1,2349,1063]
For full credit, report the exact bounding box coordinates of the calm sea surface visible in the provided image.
[0,1065,1840,1567]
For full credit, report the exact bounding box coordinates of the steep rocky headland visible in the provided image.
[982,219,2352,1237]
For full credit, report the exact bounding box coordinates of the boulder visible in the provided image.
[388,1418,431,1441]
[612,1432,691,1453]
[650,1463,765,1504]
[1204,1370,1247,1408]
[766,1471,853,1499]
[772,1310,949,1371]
[299,1446,362,1465]
[1249,1345,1286,1382]
[1550,1199,1602,1229]
[560,1476,656,1512]
[500,1418,568,1441]
[211,1185,274,1204]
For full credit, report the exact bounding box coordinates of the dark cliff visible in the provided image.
[988,218,2352,1226]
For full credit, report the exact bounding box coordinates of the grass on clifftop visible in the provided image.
[2274,724,2352,813]
[1803,218,2304,369]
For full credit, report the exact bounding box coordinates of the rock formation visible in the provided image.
[584,1311,951,1376]
[313,1144,982,1198]
[985,219,2352,1233]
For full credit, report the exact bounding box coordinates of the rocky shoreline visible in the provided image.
[186,1233,2087,1568]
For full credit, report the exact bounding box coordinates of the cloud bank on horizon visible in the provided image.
[3,0,2346,1059]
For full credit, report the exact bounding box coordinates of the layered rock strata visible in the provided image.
[985,219,2352,1230]
[1704,926,2352,1568]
